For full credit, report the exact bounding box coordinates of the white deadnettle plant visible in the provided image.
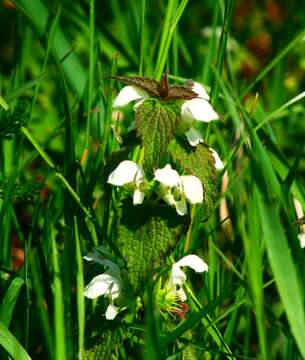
[113,82,218,123]
[84,247,123,320]
[108,160,145,205]
[166,254,209,302]
[154,164,203,216]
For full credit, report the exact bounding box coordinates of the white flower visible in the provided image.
[298,233,305,249]
[108,160,145,205]
[181,82,219,122]
[180,176,203,204]
[154,164,203,216]
[185,128,224,170]
[84,250,122,320]
[113,86,149,108]
[210,148,224,170]
[167,255,208,301]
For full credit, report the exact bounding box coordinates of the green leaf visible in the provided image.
[256,188,305,359]
[0,178,42,201]
[117,201,184,293]
[83,329,122,360]
[169,140,217,220]
[0,277,24,327]
[0,321,31,360]
[135,98,182,172]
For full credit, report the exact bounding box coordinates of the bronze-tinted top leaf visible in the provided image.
[112,73,199,101]
[110,75,160,97]
[167,85,198,100]
[158,71,169,99]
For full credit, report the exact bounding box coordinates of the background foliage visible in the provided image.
[1,0,305,359]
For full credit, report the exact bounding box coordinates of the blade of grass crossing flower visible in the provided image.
[0,277,24,327]
[0,322,31,360]
[256,186,305,358]
[50,227,67,360]
[144,274,162,360]
[160,287,234,349]
[74,217,85,360]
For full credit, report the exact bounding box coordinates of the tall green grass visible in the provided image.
[0,0,305,359]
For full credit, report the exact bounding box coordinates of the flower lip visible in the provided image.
[210,148,224,170]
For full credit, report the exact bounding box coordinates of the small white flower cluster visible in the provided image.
[83,248,208,320]
[108,161,205,216]
[113,80,224,169]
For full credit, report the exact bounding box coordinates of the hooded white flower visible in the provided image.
[154,164,203,216]
[181,82,219,122]
[298,233,305,249]
[84,250,122,320]
[108,160,145,205]
[167,255,208,301]
[113,86,149,108]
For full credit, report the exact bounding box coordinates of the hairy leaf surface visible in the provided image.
[117,201,184,293]
[169,140,217,220]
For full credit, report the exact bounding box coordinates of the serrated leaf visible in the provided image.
[83,329,122,360]
[0,178,43,201]
[169,140,217,220]
[111,75,160,97]
[135,98,182,172]
[117,201,184,293]
[0,101,30,141]
[112,73,198,100]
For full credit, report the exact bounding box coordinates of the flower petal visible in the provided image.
[84,252,118,269]
[210,148,224,170]
[175,254,209,273]
[180,176,203,204]
[133,188,145,205]
[176,287,187,302]
[105,303,119,320]
[84,274,116,299]
[154,164,181,187]
[185,128,203,147]
[108,160,145,186]
[181,98,219,122]
[171,266,187,286]
[298,233,305,249]
[113,86,148,107]
[192,82,210,100]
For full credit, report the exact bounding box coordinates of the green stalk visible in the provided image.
[154,0,189,80]
[21,126,92,220]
